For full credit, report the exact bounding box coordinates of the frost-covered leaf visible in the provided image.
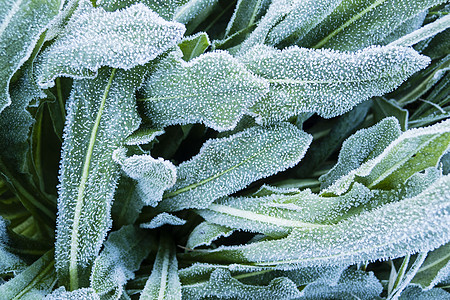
[98,0,190,20]
[225,0,271,38]
[90,226,153,299]
[381,11,427,45]
[299,0,448,50]
[0,0,61,113]
[389,14,450,47]
[320,117,402,189]
[182,174,450,269]
[186,222,234,249]
[0,217,25,275]
[298,269,383,300]
[158,123,312,211]
[179,32,210,61]
[140,236,181,300]
[240,45,429,123]
[140,213,186,229]
[398,285,450,300]
[196,183,374,238]
[124,127,164,146]
[412,242,450,290]
[323,118,450,195]
[44,287,100,300]
[113,148,177,207]
[34,0,185,88]
[139,50,268,131]
[182,268,301,299]
[372,98,409,131]
[173,0,218,25]
[55,67,146,290]
[0,250,56,299]
[111,176,142,228]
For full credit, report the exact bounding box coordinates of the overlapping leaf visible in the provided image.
[186,222,234,249]
[157,123,312,211]
[240,45,429,123]
[182,174,450,268]
[139,50,269,131]
[55,67,145,290]
[34,0,185,88]
[0,0,61,113]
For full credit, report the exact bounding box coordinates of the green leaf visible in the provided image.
[0,217,26,275]
[113,148,177,207]
[319,117,402,190]
[398,286,450,300]
[98,0,190,20]
[55,67,146,290]
[182,174,450,268]
[90,226,154,299]
[412,242,450,289]
[173,0,219,25]
[298,269,383,300]
[111,176,143,228]
[300,0,448,50]
[139,236,181,300]
[181,268,301,299]
[0,250,56,299]
[44,287,100,300]
[240,45,429,123]
[124,127,164,146]
[139,49,269,131]
[186,222,234,249]
[0,0,62,113]
[225,0,270,38]
[390,13,450,47]
[34,0,185,88]
[195,183,374,238]
[179,32,211,61]
[140,213,186,229]
[372,98,409,131]
[323,118,450,195]
[382,11,426,45]
[158,123,312,211]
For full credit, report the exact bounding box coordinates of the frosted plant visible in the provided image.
[0,0,449,299]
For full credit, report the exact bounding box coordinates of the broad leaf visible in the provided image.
[0,0,61,113]
[372,98,409,131]
[173,0,219,25]
[113,148,177,207]
[186,222,234,249]
[225,0,271,38]
[124,127,164,146]
[240,45,429,123]
[0,250,56,299]
[158,123,312,211]
[298,0,448,50]
[111,176,143,228]
[323,118,450,195]
[55,67,145,290]
[34,0,185,88]
[140,236,181,300]
[44,287,100,300]
[98,0,190,20]
[398,286,450,300]
[90,226,154,299]
[0,217,26,275]
[139,50,269,131]
[182,175,450,269]
[179,32,210,61]
[140,213,186,229]
[412,242,450,290]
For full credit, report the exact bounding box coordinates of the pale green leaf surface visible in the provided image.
[0,0,61,113]
[124,128,164,146]
[398,285,450,300]
[196,183,374,237]
[55,67,145,290]
[0,250,56,300]
[382,11,427,45]
[34,0,185,88]
[44,287,100,300]
[323,118,450,195]
[140,213,186,229]
[179,32,210,61]
[111,176,143,227]
[183,175,450,269]
[299,0,447,50]
[158,123,312,211]
[412,242,450,290]
[319,117,402,189]
[90,226,153,299]
[372,98,409,131]
[97,0,190,20]
[240,45,429,123]
[140,50,269,131]
[186,222,234,249]
[173,0,218,25]
[181,268,301,300]
[225,0,271,38]
[296,269,383,300]
[113,148,177,207]
[140,236,181,300]
[0,217,25,275]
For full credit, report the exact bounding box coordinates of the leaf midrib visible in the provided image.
[68,68,117,291]
[313,0,388,48]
